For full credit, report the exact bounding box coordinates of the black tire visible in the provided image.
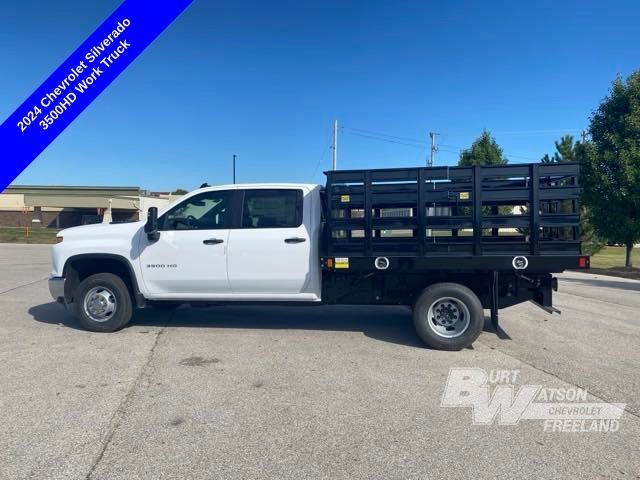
[413,282,484,350]
[74,273,133,332]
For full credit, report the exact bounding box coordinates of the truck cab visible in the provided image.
[137,184,323,301]
[50,185,323,324]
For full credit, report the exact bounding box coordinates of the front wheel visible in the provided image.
[74,273,133,332]
[413,283,484,350]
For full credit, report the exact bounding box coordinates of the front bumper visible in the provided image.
[48,277,66,303]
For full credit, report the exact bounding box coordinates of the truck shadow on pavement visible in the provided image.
[29,302,84,329]
[29,302,502,350]
[28,302,425,348]
[561,276,640,292]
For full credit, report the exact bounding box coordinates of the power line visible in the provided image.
[437,147,461,154]
[343,126,428,145]
[409,127,583,136]
[342,125,567,162]
[344,128,539,161]
[348,125,582,139]
[343,130,427,149]
[489,128,583,136]
[348,127,582,139]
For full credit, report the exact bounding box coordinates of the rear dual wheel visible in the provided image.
[413,283,484,350]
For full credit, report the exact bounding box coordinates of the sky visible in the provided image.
[1,0,639,191]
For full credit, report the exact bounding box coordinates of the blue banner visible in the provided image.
[0,0,194,191]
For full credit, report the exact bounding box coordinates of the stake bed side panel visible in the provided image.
[324,162,582,260]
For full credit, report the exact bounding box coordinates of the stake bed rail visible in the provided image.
[324,162,582,270]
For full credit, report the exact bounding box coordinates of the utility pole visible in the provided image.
[332,120,338,170]
[428,132,438,167]
[232,154,236,184]
[581,129,588,144]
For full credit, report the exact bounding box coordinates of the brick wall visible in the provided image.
[0,211,27,227]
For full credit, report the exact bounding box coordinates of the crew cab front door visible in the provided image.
[139,190,233,298]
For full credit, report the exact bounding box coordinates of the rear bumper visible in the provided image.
[48,277,66,303]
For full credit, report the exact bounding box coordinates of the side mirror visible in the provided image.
[144,207,160,241]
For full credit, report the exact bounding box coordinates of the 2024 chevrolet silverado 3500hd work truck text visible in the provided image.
[49,163,589,350]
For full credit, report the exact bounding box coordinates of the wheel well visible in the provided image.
[416,275,490,307]
[63,256,137,303]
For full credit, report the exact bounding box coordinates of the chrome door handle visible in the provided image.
[284,237,306,244]
[203,238,224,245]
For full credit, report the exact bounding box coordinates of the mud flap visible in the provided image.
[490,270,499,331]
[530,275,561,315]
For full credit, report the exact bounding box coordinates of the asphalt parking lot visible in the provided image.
[1,244,639,480]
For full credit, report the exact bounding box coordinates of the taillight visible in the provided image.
[56,236,63,243]
[578,256,589,268]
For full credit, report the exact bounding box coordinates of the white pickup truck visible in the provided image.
[49,164,588,350]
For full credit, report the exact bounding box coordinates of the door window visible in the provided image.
[241,189,303,228]
[161,191,232,230]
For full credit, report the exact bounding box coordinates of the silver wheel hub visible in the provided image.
[427,297,471,338]
[83,287,117,322]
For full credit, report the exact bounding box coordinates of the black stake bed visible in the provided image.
[323,162,584,272]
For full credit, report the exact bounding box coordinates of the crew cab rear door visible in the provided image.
[226,187,320,300]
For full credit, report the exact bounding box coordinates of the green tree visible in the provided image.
[172,188,188,195]
[537,136,605,256]
[458,130,508,166]
[580,207,607,256]
[458,131,509,233]
[541,135,577,163]
[582,72,640,267]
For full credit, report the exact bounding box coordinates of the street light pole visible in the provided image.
[233,154,236,184]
